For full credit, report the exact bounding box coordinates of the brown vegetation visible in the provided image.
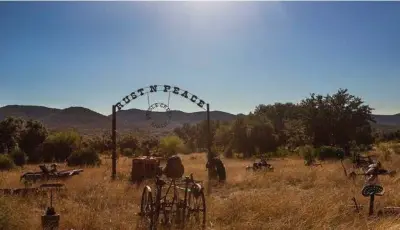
[1,148,400,229]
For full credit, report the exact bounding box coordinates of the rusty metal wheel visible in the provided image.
[140,186,155,229]
[186,183,206,228]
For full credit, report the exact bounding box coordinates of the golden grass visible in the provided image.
[2,149,400,229]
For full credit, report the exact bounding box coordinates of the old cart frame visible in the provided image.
[111,84,213,180]
[140,173,206,229]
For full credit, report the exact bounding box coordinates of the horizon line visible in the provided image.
[0,104,398,117]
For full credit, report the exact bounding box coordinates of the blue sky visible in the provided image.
[0,2,399,115]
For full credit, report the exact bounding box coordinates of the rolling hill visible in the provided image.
[0,105,399,133]
[0,105,236,133]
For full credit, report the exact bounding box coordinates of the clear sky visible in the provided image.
[1,2,399,115]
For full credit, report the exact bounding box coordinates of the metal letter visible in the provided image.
[181,90,189,98]
[164,85,171,92]
[122,95,131,104]
[137,88,145,96]
[173,87,180,95]
[190,95,198,103]
[197,99,205,108]
[150,85,158,93]
[130,92,137,100]
[115,102,124,111]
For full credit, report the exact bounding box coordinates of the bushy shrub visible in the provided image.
[159,135,185,157]
[9,148,27,166]
[119,134,139,153]
[67,148,101,166]
[42,131,81,162]
[121,148,134,157]
[85,132,113,153]
[140,137,160,155]
[275,146,291,158]
[314,146,344,160]
[0,155,15,171]
[299,145,316,162]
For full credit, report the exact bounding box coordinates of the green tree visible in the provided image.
[214,124,232,152]
[173,123,198,151]
[19,119,48,163]
[0,117,24,153]
[300,89,375,154]
[159,135,185,157]
[9,147,27,166]
[42,131,81,162]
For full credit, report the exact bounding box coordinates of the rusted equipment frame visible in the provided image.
[139,174,206,229]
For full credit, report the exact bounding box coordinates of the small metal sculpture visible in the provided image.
[349,161,398,216]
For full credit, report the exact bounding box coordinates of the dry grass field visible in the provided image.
[2,146,400,230]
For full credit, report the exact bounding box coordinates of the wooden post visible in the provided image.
[112,105,117,180]
[206,103,216,188]
[206,103,212,161]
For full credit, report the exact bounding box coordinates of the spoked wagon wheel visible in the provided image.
[140,186,155,229]
[186,183,206,228]
[160,193,178,225]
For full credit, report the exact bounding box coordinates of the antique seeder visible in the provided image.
[139,173,206,230]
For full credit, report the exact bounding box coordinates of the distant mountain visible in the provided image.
[0,105,399,134]
[373,114,400,126]
[41,107,111,130]
[0,105,237,133]
[0,105,60,121]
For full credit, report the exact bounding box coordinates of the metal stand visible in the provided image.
[369,194,375,216]
[40,183,64,230]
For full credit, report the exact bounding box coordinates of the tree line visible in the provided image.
[173,88,398,159]
[1,88,399,170]
[0,116,188,170]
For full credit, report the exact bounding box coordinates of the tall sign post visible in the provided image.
[111,105,117,180]
[206,103,211,162]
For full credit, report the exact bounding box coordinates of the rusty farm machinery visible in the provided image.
[246,158,274,172]
[0,163,81,196]
[20,163,83,185]
[137,155,206,230]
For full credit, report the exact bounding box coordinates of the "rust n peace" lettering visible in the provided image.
[115,85,206,111]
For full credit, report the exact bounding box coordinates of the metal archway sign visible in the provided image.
[111,84,212,179]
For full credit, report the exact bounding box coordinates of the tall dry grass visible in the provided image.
[1,145,400,229]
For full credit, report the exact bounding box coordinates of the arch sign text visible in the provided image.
[115,84,206,111]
